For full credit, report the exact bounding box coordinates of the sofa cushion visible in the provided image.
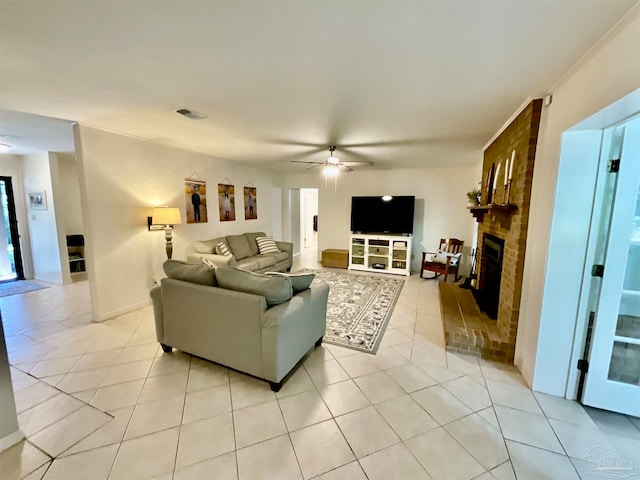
[262,251,289,264]
[216,266,292,307]
[266,272,315,294]
[235,257,262,272]
[254,255,277,270]
[244,232,267,256]
[163,260,216,286]
[226,235,253,261]
[193,239,217,254]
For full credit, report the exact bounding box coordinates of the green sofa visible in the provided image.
[186,231,293,273]
[150,261,329,391]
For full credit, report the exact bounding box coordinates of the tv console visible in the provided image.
[348,233,412,277]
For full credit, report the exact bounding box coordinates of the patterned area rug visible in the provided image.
[0,280,48,298]
[303,269,405,354]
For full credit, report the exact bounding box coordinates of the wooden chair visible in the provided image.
[420,238,464,282]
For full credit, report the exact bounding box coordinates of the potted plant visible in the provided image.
[466,187,481,207]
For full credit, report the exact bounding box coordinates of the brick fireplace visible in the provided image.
[442,99,543,362]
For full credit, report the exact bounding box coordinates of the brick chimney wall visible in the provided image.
[477,99,543,350]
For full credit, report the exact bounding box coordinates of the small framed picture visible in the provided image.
[29,192,47,210]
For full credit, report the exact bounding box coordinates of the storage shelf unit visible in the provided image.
[67,234,85,275]
[349,234,412,276]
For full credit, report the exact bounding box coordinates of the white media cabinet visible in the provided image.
[348,234,412,276]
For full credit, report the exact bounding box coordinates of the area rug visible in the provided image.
[302,269,404,354]
[0,280,48,298]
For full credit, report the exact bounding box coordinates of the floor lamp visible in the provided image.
[150,207,182,259]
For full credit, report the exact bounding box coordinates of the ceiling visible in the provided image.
[0,1,637,171]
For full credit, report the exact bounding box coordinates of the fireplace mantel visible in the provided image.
[468,204,517,222]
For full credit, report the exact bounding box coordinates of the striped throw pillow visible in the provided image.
[216,242,233,257]
[256,236,281,254]
[201,257,217,269]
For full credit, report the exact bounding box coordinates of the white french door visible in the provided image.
[582,116,640,416]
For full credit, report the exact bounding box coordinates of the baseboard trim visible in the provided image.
[0,430,24,453]
[93,299,151,322]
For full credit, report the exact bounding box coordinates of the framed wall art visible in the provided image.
[185,179,207,224]
[29,192,47,210]
[217,183,236,222]
[244,186,257,220]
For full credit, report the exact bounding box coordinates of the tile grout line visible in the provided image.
[530,385,583,478]
[104,350,162,480]
[169,356,193,479]
[478,362,515,477]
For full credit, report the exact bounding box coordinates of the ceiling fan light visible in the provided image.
[382,195,393,201]
[327,156,339,165]
[0,143,11,152]
[323,165,339,177]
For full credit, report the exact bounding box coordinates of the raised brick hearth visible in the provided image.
[441,99,543,362]
[440,283,514,361]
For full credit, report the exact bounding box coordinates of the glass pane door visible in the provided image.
[0,177,24,282]
[583,117,640,416]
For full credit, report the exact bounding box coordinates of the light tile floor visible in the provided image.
[1,248,639,479]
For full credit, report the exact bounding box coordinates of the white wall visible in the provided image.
[284,165,479,272]
[74,125,280,321]
[0,155,33,278]
[22,153,65,284]
[517,6,640,391]
[56,154,84,235]
[271,187,283,239]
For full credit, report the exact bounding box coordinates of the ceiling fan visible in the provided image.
[290,146,374,175]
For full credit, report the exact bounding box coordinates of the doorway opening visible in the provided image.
[0,177,24,282]
[300,189,318,251]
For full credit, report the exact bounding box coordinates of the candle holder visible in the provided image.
[504,179,513,205]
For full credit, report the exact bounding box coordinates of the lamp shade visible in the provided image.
[152,207,182,226]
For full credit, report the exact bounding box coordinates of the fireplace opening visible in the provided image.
[473,234,504,319]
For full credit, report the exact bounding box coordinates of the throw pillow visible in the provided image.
[216,242,233,257]
[428,253,446,264]
[193,240,217,254]
[163,260,217,286]
[428,251,461,266]
[201,257,217,269]
[448,253,461,266]
[215,266,292,307]
[266,272,315,294]
[256,236,281,254]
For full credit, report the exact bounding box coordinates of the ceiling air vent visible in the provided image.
[176,108,207,120]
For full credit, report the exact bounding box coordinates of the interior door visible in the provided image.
[301,189,318,249]
[0,177,24,282]
[582,117,640,416]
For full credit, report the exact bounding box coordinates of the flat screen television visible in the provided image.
[350,196,415,234]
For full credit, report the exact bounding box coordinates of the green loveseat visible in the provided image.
[150,261,328,391]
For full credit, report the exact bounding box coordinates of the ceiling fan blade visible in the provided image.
[290,160,325,164]
[306,164,324,170]
[339,165,354,172]
[263,138,325,149]
[340,161,374,167]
